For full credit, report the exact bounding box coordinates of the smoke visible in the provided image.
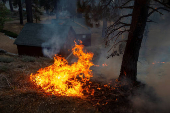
[58,11,71,18]
[42,36,62,58]
[39,24,66,58]
[92,8,170,112]
[130,11,170,112]
[131,63,170,113]
[91,45,123,82]
[36,2,170,111]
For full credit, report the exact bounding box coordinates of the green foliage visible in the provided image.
[21,56,36,62]
[0,56,14,63]
[1,30,18,38]
[0,3,10,31]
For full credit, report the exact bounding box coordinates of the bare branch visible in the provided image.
[107,25,129,37]
[107,22,130,35]
[107,40,127,53]
[147,19,157,23]
[115,6,134,9]
[119,22,131,26]
[107,14,132,31]
[105,29,129,46]
[101,0,112,10]
[148,6,170,17]
[121,0,133,7]
[154,0,170,9]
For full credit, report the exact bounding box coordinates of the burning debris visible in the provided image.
[152,61,167,64]
[30,40,94,97]
[102,63,108,67]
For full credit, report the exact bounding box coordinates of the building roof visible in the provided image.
[14,23,73,47]
[51,18,91,34]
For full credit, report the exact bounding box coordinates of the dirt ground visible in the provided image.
[0,54,100,113]
[0,33,18,54]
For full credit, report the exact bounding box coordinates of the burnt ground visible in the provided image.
[0,53,160,113]
[0,54,97,113]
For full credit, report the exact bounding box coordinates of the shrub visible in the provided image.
[0,56,14,63]
[21,56,36,62]
[1,30,18,38]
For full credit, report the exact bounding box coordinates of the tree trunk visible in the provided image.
[102,18,107,37]
[55,0,58,19]
[102,0,107,38]
[25,0,33,23]
[46,9,49,15]
[18,0,23,24]
[2,0,6,4]
[77,0,82,18]
[9,0,13,12]
[118,0,150,83]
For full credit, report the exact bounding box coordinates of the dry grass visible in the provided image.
[0,55,14,63]
[0,54,98,113]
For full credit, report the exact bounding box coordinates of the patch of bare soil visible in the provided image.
[0,33,17,54]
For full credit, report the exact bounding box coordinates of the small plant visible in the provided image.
[0,56,14,63]
[1,30,18,38]
[21,56,36,62]
[0,66,9,72]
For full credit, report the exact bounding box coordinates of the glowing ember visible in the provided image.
[152,61,166,64]
[102,63,108,67]
[30,41,94,97]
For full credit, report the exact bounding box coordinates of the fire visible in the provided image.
[30,41,94,97]
[94,63,108,67]
[152,61,166,64]
[102,63,108,67]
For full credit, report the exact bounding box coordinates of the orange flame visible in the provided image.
[152,61,166,64]
[102,63,108,67]
[30,41,94,97]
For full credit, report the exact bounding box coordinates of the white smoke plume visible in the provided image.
[42,36,62,58]
[131,11,170,112]
[38,24,66,58]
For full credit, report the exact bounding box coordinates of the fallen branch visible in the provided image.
[0,74,12,88]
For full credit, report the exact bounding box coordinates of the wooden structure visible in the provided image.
[14,23,76,57]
